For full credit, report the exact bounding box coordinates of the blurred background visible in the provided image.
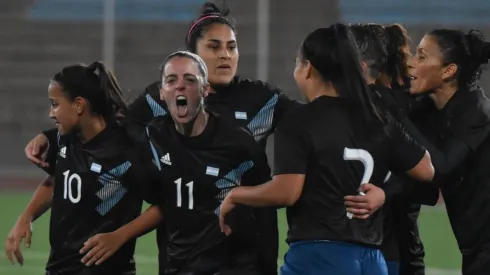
[1,0,489,274]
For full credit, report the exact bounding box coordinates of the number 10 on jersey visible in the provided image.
[62,170,82,204]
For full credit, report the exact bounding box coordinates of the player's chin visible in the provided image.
[172,115,193,125]
[56,124,68,135]
[211,74,234,85]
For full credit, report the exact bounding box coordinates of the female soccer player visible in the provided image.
[5,62,161,275]
[405,29,490,275]
[23,2,299,274]
[348,23,436,275]
[80,51,273,274]
[218,23,435,275]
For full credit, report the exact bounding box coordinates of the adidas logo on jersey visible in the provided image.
[160,153,171,165]
[59,146,67,158]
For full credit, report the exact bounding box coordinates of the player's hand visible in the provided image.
[25,133,50,168]
[344,183,385,219]
[5,217,33,265]
[80,232,127,266]
[218,193,236,236]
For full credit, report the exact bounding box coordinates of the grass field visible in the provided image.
[0,192,462,275]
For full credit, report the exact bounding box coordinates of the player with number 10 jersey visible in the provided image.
[17,62,159,275]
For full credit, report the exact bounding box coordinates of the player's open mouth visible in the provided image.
[176,95,188,117]
[217,64,231,70]
[408,73,417,80]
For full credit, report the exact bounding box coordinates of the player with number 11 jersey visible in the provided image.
[142,51,272,274]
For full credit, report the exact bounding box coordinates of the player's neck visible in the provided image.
[176,108,209,137]
[306,81,338,101]
[430,83,458,110]
[376,73,392,88]
[78,116,107,144]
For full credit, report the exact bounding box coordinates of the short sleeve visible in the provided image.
[387,119,426,173]
[39,129,65,176]
[123,137,164,205]
[126,82,167,126]
[41,144,58,176]
[273,117,309,175]
[273,92,302,130]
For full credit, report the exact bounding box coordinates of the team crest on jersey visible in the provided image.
[59,146,67,158]
[160,153,172,165]
[90,162,102,173]
[206,166,219,176]
[234,111,247,120]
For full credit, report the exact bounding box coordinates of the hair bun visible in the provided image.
[200,1,230,17]
[466,30,490,65]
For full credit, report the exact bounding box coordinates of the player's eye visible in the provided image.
[166,78,176,84]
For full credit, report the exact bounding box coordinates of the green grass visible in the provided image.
[0,193,461,274]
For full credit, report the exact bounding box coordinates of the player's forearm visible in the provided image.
[20,175,54,222]
[114,205,163,242]
[229,180,295,207]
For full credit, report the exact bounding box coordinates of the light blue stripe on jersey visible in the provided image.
[214,160,254,215]
[95,161,132,216]
[247,94,278,141]
[145,94,167,117]
[146,127,161,171]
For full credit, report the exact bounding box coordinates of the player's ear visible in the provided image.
[361,61,368,78]
[159,87,165,102]
[202,82,210,98]
[305,61,313,79]
[74,97,85,115]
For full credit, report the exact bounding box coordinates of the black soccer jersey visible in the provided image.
[273,96,426,246]
[42,124,159,275]
[127,76,301,146]
[405,86,490,263]
[143,110,272,273]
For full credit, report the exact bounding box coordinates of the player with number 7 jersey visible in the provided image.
[218,25,435,275]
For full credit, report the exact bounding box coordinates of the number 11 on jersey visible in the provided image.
[174,178,194,210]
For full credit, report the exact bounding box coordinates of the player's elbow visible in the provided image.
[271,175,304,206]
[406,151,435,182]
[280,192,300,206]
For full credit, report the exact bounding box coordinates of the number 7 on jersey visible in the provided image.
[343,148,373,219]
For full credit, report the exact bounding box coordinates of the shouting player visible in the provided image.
[80,51,273,274]
[5,62,161,275]
[23,2,300,274]
[218,23,435,275]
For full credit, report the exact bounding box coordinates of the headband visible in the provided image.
[187,15,221,42]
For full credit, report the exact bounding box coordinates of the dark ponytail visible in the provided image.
[52,61,127,121]
[383,24,411,89]
[428,28,490,88]
[185,1,236,53]
[300,23,380,123]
